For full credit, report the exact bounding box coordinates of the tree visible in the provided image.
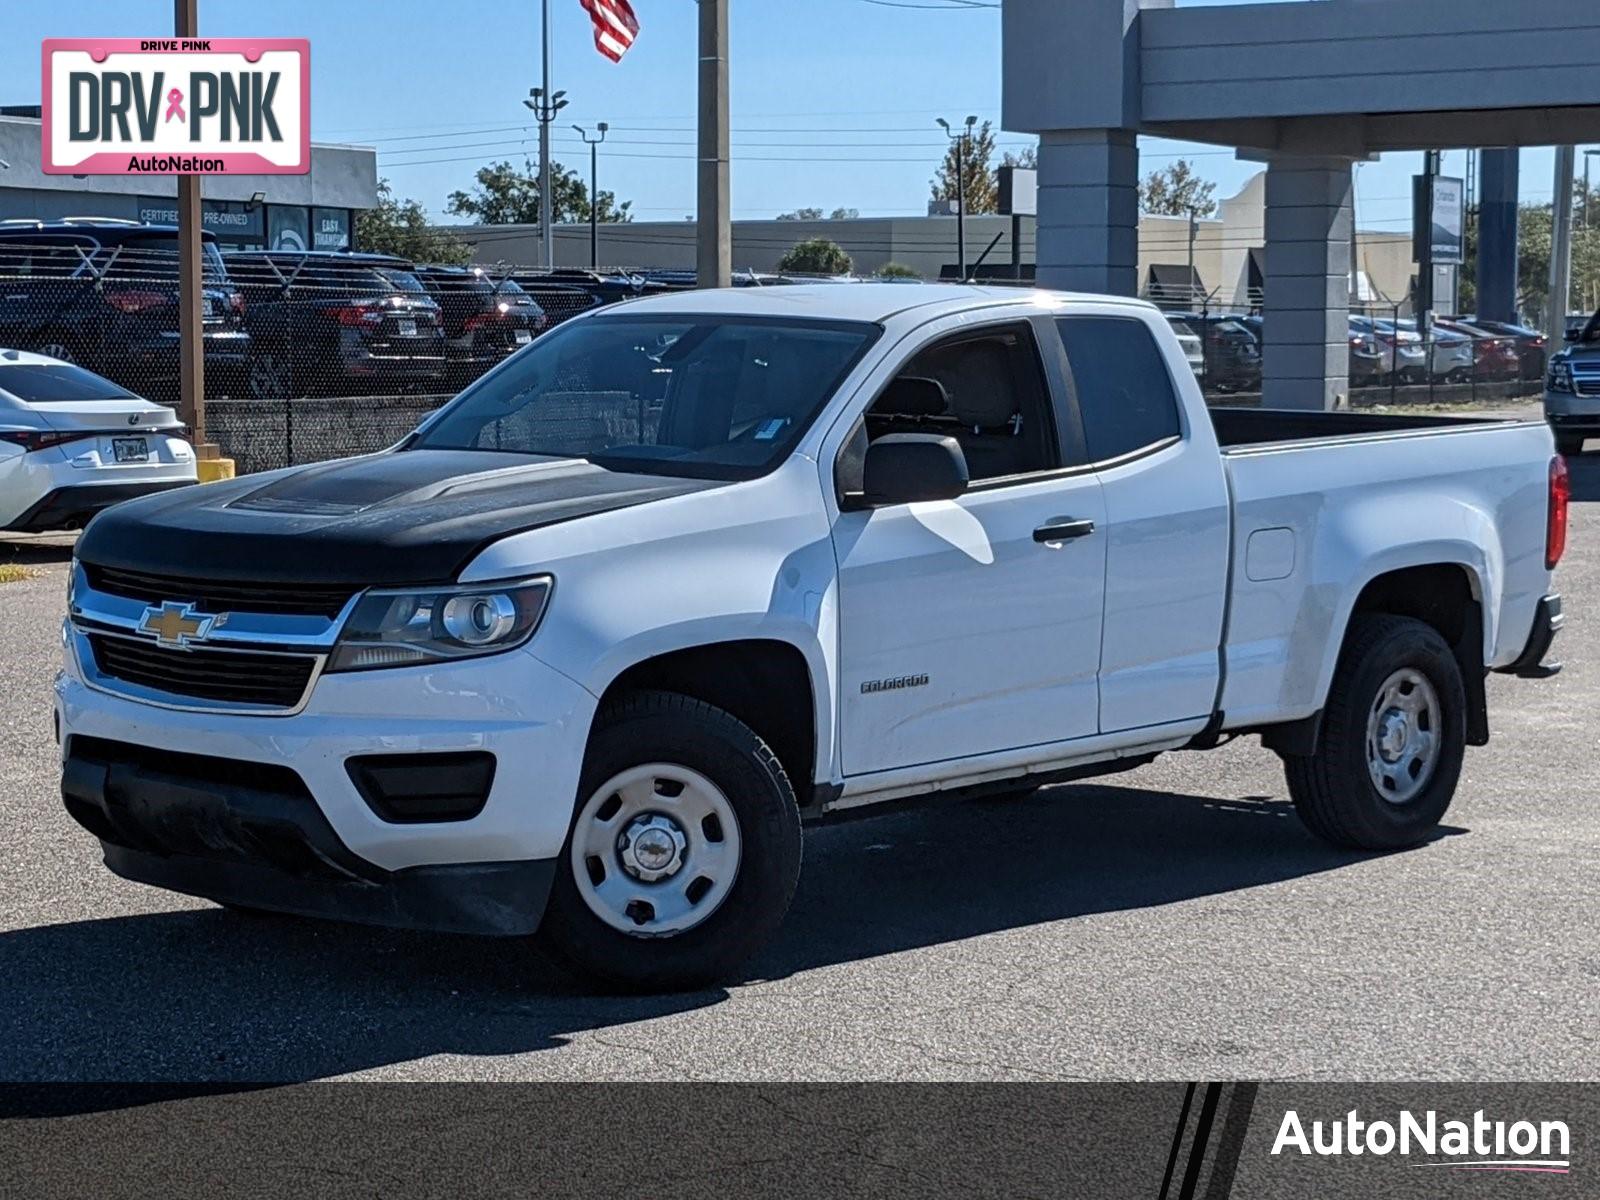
[1000,144,1038,170]
[445,158,632,225]
[355,179,471,264]
[777,237,852,276]
[930,120,999,214]
[1139,160,1218,218]
[876,261,920,279]
[830,207,860,221]
[777,207,824,221]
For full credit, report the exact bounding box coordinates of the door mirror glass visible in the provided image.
[861,433,968,506]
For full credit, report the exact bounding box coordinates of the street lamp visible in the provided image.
[523,76,569,269]
[573,123,609,270]
[937,115,978,280]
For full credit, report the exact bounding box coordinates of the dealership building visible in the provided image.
[0,108,377,250]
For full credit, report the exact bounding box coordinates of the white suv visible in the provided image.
[0,349,196,532]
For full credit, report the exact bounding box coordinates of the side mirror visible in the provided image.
[1565,327,1581,344]
[860,433,969,507]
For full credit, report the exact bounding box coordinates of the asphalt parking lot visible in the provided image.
[1,444,1597,1085]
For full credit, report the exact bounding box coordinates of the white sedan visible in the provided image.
[0,349,196,533]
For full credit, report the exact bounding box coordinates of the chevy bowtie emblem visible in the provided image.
[137,601,215,649]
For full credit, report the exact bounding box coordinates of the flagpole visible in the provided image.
[540,0,553,269]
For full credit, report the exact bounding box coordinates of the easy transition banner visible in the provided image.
[0,1082,1592,1197]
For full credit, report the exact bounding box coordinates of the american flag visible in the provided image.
[581,0,640,63]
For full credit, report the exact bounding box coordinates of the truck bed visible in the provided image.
[1208,406,1515,450]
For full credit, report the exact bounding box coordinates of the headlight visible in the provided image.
[1549,358,1574,393]
[326,576,552,672]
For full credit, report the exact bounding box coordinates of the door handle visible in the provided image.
[1033,517,1096,544]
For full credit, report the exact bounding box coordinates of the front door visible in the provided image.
[832,322,1107,777]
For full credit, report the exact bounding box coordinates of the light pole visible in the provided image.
[522,0,568,270]
[938,116,977,280]
[574,122,609,270]
[1584,148,1600,231]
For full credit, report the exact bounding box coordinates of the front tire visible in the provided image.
[537,691,803,992]
[1285,615,1466,850]
[1557,433,1585,457]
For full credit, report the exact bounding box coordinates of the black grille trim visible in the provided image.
[88,633,318,709]
[83,563,355,619]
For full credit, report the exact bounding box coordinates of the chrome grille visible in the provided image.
[88,633,318,709]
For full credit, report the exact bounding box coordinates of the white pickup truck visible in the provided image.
[57,284,1566,990]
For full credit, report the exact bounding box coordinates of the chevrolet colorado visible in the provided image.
[57,284,1567,990]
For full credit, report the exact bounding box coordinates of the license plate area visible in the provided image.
[514,329,533,345]
[396,318,417,337]
[112,437,149,463]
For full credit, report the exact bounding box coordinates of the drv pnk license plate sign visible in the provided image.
[41,39,310,175]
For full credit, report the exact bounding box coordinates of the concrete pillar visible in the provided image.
[1036,130,1140,296]
[1262,155,1354,411]
[1477,149,1520,325]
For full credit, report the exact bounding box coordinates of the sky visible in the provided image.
[0,0,1571,237]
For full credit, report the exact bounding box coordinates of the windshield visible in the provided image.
[0,363,136,403]
[412,314,880,480]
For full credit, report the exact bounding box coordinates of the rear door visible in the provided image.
[832,317,1108,776]
[1051,313,1230,732]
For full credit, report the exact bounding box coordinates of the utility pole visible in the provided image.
[697,0,731,288]
[1187,206,1198,298]
[1550,145,1577,348]
[1415,149,1442,322]
[574,123,608,270]
[938,116,976,280]
[174,0,205,449]
[523,0,567,270]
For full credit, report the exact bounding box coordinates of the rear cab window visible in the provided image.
[1055,316,1183,463]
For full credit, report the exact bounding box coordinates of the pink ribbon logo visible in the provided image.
[164,88,185,123]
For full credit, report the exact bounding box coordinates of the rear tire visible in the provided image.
[1285,615,1466,851]
[537,691,803,992]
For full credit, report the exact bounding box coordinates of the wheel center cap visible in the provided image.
[1377,710,1410,762]
[618,814,688,882]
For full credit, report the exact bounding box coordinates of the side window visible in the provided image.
[864,324,1057,483]
[1055,316,1182,462]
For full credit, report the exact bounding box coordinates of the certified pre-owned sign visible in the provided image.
[41,38,309,175]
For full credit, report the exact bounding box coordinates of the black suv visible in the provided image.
[1163,311,1263,393]
[411,265,546,385]
[0,219,250,397]
[224,250,446,397]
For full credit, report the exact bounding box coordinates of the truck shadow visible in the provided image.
[0,782,1460,1107]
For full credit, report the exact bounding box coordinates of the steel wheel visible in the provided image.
[570,762,743,937]
[38,340,77,365]
[1364,667,1441,805]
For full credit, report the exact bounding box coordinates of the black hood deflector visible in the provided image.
[76,450,722,586]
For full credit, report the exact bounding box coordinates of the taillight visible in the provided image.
[1548,454,1570,570]
[229,291,246,316]
[104,289,171,314]
[0,429,77,453]
[329,303,385,327]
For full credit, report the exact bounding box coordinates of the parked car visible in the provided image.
[1391,318,1474,382]
[1546,308,1600,454]
[0,219,250,399]
[224,251,447,398]
[0,348,195,532]
[412,266,547,385]
[1165,316,1204,378]
[1163,312,1262,392]
[1349,316,1427,383]
[1457,318,1549,382]
[1435,319,1520,382]
[1345,319,1386,387]
[58,284,1564,990]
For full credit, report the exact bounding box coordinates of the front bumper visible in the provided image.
[56,639,597,929]
[62,734,556,935]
